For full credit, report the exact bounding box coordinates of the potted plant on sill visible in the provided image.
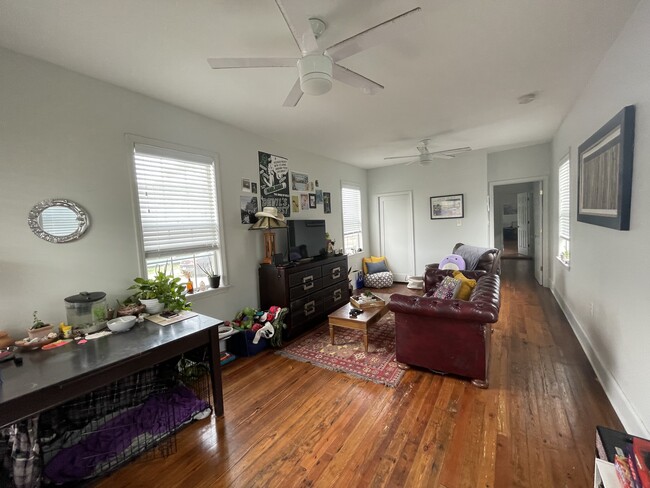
[28,310,54,339]
[129,269,192,314]
[198,260,221,289]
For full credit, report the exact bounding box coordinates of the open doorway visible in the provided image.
[489,177,547,286]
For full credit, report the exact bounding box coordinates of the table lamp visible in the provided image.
[249,207,287,264]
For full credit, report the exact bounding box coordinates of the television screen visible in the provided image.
[287,220,327,261]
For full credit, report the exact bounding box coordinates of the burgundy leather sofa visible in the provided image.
[388,269,501,388]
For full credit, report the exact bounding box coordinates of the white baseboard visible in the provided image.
[551,287,649,438]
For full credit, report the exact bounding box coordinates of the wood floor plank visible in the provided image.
[95,260,624,488]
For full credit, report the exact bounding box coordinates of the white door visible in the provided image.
[533,182,543,285]
[517,192,531,256]
[378,192,415,282]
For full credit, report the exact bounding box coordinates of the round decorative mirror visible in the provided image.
[28,199,90,243]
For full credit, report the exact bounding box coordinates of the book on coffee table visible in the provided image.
[350,293,386,309]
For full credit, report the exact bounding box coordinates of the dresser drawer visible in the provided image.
[288,267,322,288]
[321,261,346,287]
[290,296,324,327]
[320,282,348,311]
[289,278,323,301]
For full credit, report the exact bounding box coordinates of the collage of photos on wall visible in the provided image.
[240,152,333,224]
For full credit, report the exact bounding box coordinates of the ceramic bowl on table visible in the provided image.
[107,315,137,333]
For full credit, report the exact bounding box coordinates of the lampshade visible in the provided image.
[249,216,287,231]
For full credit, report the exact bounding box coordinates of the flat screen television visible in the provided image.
[287,219,327,261]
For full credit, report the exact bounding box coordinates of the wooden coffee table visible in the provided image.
[328,299,389,352]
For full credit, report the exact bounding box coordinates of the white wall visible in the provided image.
[551,0,650,437]
[367,151,490,273]
[0,47,367,336]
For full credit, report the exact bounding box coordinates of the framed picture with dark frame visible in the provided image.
[308,193,317,208]
[430,194,464,220]
[577,105,635,230]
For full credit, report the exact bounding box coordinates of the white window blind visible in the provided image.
[559,158,570,241]
[342,183,363,252]
[133,143,220,260]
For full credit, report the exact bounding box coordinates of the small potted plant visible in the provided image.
[28,311,54,339]
[198,260,221,289]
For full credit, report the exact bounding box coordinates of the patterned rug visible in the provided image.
[276,312,404,387]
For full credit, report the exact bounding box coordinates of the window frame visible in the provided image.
[341,181,364,255]
[557,154,571,268]
[127,134,228,292]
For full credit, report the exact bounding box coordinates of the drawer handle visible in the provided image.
[331,267,341,279]
[333,289,342,301]
[303,281,314,291]
[304,301,316,316]
[302,275,314,283]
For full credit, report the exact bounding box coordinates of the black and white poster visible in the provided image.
[259,151,290,217]
[240,196,258,224]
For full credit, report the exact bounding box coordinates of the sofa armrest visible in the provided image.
[388,293,499,323]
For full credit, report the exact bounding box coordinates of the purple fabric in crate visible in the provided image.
[44,385,208,483]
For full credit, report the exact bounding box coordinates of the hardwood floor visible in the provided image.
[96,260,622,487]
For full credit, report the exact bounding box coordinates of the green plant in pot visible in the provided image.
[198,260,221,289]
[28,310,54,339]
[129,270,191,313]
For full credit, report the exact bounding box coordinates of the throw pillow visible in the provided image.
[432,276,461,300]
[439,254,466,271]
[362,256,388,274]
[452,271,477,300]
[366,260,389,274]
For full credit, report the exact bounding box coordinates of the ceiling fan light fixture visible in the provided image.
[298,55,333,96]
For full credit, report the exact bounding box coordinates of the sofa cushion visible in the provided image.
[452,271,477,300]
[363,271,394,288]
[432,276,461,299]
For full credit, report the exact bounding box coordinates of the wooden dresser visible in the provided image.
[259,255,348,339]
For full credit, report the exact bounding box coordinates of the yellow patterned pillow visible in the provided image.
[452,271,477,300]
[362,256,387,274]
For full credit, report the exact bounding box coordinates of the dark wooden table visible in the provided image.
[0,313,224,428]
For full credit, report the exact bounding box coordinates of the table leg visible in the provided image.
[329,323,335,345]
[363,330,368,352]
[208,327,224,417]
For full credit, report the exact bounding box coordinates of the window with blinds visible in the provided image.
[558,156,570,266]
[133,142,224,286]
[341,183,363,254]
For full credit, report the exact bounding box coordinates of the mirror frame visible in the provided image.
[28,199,90,243]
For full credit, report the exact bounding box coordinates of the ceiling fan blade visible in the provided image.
[283,78,304,107]
[384,154,419,161]
[431,154,455,160]
[404,159,419,166]
[275,0,319,55]
[207,58,297,69]
[325,7,422,62]
[332,64,383,94]
[431,146,471,155]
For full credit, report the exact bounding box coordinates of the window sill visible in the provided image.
[186,284,230,302]
[556,256,570,269]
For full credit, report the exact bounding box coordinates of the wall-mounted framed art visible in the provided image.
[430,194,464,220]
[577,105,635,230]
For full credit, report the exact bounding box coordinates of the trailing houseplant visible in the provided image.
[129,270,191,312]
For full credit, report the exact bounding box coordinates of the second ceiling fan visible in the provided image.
[207,1,421,107]
[384,139,472,166]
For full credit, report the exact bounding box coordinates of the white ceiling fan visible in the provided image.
[384,139,472,166]
[207,1,421,107]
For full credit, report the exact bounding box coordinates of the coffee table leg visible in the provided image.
[363,330,368,352]
[329,323,335,345]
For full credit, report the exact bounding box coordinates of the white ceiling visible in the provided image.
[0,0,640,168]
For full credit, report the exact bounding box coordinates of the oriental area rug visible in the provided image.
[276,312,404,387]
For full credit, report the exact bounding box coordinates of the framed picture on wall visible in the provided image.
[309,193,316,208]
[430,194,464,220]
[577,105,635,230]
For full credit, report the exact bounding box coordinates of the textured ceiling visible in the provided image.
[0,0,640,168]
